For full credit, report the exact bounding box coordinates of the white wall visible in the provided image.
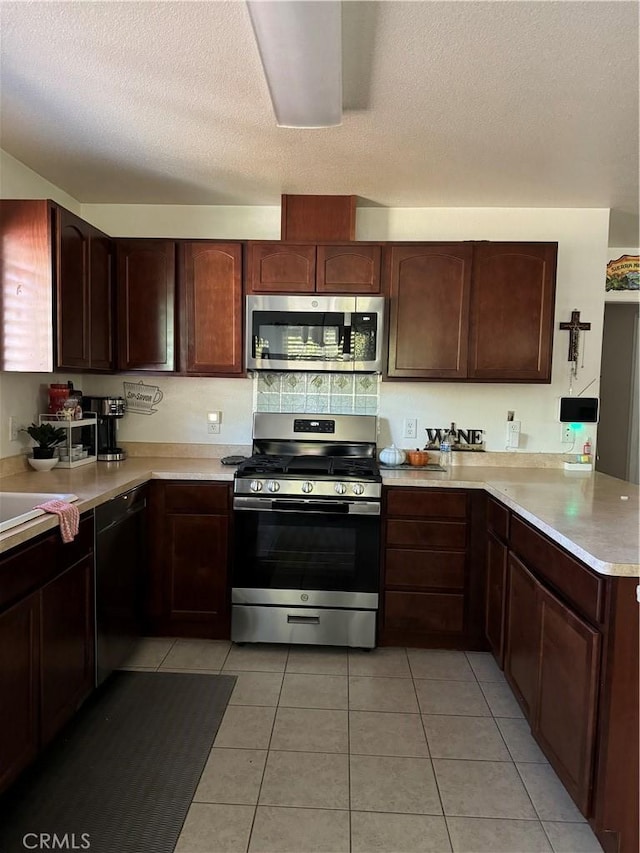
[0,151,611,458]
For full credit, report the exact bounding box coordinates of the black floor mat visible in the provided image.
[0,671,236,853]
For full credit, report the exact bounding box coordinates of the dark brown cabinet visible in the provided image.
[385,241,557,382]
[246,242,381,294]
[386,244,472,379]
[468,243,556,381]
[56,206,114,371]
[0,515,94,794]
[0,592,39,792]
[485,497,510,666]
[381,488,471,648]
[505,552,600,814]
[40,555,95,746]
[149,482,231,638]
[116,239,176,371]
[179,242,243,375]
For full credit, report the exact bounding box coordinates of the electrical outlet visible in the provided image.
[8,417,18,442]
[506,420,521,448]
[207,423,220,434]
[403,418,417,440]
[561,424,574,443]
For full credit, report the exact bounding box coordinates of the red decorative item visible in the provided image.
[48,383,69,414]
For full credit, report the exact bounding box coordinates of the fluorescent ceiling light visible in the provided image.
[247,0,342,128]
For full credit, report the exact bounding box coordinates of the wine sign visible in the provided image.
[425,428,485,451]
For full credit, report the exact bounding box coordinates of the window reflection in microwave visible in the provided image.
[257,324,341,360]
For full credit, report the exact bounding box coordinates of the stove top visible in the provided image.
[234,413,382,501]
[236,454,381,481]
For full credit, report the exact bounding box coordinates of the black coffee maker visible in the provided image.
[82,396,126,461]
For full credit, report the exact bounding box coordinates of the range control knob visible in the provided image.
[334,482,347,495]
[267,480,280,493]
[301,481,314,494]
[352,483,365,496]
[250,480,263,493]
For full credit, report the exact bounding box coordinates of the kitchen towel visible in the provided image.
[35,499,79,543]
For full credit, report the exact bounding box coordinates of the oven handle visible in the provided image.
[233,496,380,516]
[287,614,321,625]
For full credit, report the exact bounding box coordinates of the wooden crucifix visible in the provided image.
[559,309,591,375]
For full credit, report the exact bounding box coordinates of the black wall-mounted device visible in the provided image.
[558,397,599,423]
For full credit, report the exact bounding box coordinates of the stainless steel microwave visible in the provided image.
[246,295,385,373]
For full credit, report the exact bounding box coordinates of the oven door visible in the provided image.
[232,497,380,609]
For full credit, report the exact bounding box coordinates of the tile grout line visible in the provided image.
[245,644,290,852]
[412,650,454,851]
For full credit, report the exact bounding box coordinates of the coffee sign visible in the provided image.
[123,380,163,415]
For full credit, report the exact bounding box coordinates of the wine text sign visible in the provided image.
[425,428,485,451]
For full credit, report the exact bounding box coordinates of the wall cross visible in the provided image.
[559,309,591,375]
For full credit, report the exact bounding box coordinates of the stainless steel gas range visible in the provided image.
[231,413,381,648]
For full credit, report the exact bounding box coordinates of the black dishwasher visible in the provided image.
[95,484,148,686]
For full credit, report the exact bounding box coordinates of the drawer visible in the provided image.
[386,519,467,550]
[384,591,464,634]
[386,488,468,519]
[487,497,509,540]
[163,482,230,514]
[510,516,605,624]
[385,549,465,590]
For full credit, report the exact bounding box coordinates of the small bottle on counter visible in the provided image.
[439,435,451,470]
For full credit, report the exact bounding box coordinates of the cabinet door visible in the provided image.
[386,245,472,378]
[40,556,94,746]
[56,207,90,369]
[316,245,381,293]
[164,513,229,638]
[181,242,243,375]
[246,243,316,293]
[89,229,114,370]
[504,553,541,718]
[0,200,54,372]
[116,239,176,370]
[535,585,600,813]
[468,243,557,381]
[485,531,508,666]
[0,592,39,794]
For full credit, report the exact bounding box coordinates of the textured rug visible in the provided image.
[0,671,236,853]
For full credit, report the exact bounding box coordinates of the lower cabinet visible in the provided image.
[148,482,231,638]
[0,516,95,794]
[494,507,637,852]
[485,531,508,665]
[40,556,95,747]
[380,487,484,648]
[0,592,39,793]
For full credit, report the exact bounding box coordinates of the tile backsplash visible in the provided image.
[255,372,379,415]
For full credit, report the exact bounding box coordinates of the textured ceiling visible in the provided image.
[1,1,638,243]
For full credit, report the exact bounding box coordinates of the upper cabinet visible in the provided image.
[385,241,557,382]
[246,242,382,294]
[56,207,114,371]
[468,243,557,382]
[0,200,114,372]
[179,242,243,375]
[116,239,176,372]
[386,244,472,380]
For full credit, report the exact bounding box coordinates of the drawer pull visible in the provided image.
[287,614,320,625]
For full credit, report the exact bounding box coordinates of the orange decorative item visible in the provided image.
[406,449,429,466]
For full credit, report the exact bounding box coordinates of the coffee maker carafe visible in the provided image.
[82,396,126,461]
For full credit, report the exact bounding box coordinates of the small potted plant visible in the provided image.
[23,422,67,470]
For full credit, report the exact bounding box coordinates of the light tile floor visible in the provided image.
[122,640,605,853]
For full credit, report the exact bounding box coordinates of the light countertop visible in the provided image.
[1,459,638,577]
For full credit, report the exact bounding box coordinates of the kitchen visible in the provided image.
[1,2,639,853]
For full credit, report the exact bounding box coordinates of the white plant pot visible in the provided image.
[28,456,59,472]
